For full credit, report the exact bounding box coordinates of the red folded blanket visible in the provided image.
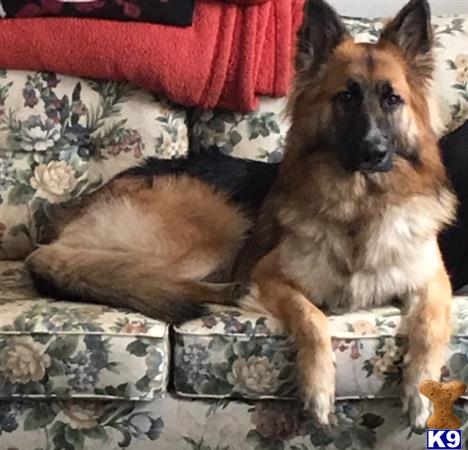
[0,0,304,111]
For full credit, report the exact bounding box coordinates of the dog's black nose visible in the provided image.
[358,144,391,172]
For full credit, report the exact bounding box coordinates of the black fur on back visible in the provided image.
[120,147,280,213]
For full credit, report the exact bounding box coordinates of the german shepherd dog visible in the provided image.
[26,0,456,429]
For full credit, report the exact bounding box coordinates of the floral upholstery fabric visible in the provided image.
[0,261,169,400]
[173,298,468,400]
[0,70,189,260]
[0,395,466,450]
[191,97,288,162]
[190,15,468,161]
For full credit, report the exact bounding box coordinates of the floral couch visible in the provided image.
[0,14,468,450]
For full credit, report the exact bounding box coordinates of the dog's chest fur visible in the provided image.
[278,195,448,312]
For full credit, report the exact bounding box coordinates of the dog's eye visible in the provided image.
[386,94,403,107]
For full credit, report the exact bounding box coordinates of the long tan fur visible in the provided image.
[27,175,250,323]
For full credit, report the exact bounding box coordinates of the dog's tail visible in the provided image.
[25,244,239,324]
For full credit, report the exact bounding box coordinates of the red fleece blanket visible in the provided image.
[0,0,304,111]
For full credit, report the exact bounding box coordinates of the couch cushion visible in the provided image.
[173,298,468,400]
[0,70,189,260]
[0,261,169,401]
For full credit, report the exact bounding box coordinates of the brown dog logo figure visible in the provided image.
[419,380,467,429]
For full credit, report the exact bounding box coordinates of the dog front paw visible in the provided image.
[300,353,337,427]
[402,386,431,430]
[303,388,336,427]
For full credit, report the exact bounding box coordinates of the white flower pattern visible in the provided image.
[0,336,51,384]
[228,356,280,395]
[30,161,79,203]
[17,116,61,152]
[60,402,101,430]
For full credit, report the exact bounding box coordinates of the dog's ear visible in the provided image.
[380,0,433,62]
[296,0,349,72]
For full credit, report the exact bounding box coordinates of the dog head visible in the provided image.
[290,0,438,177]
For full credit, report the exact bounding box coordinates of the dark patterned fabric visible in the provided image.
[0,0,195,26]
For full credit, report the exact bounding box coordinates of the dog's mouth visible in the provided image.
[357,153,393,173]
[340,154,394,175]
[336,147,396,174]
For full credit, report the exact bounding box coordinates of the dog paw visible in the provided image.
[300,354,337,427]
[304,389,336,427]
[402,389,430,431]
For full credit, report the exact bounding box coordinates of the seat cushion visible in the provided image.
[173,299,468,400]
[0,261,169,401]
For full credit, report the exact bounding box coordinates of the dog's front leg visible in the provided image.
[249,250,336,426]
[402,262,452,429]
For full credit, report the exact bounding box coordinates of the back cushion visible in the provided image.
[0,70,188,259]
